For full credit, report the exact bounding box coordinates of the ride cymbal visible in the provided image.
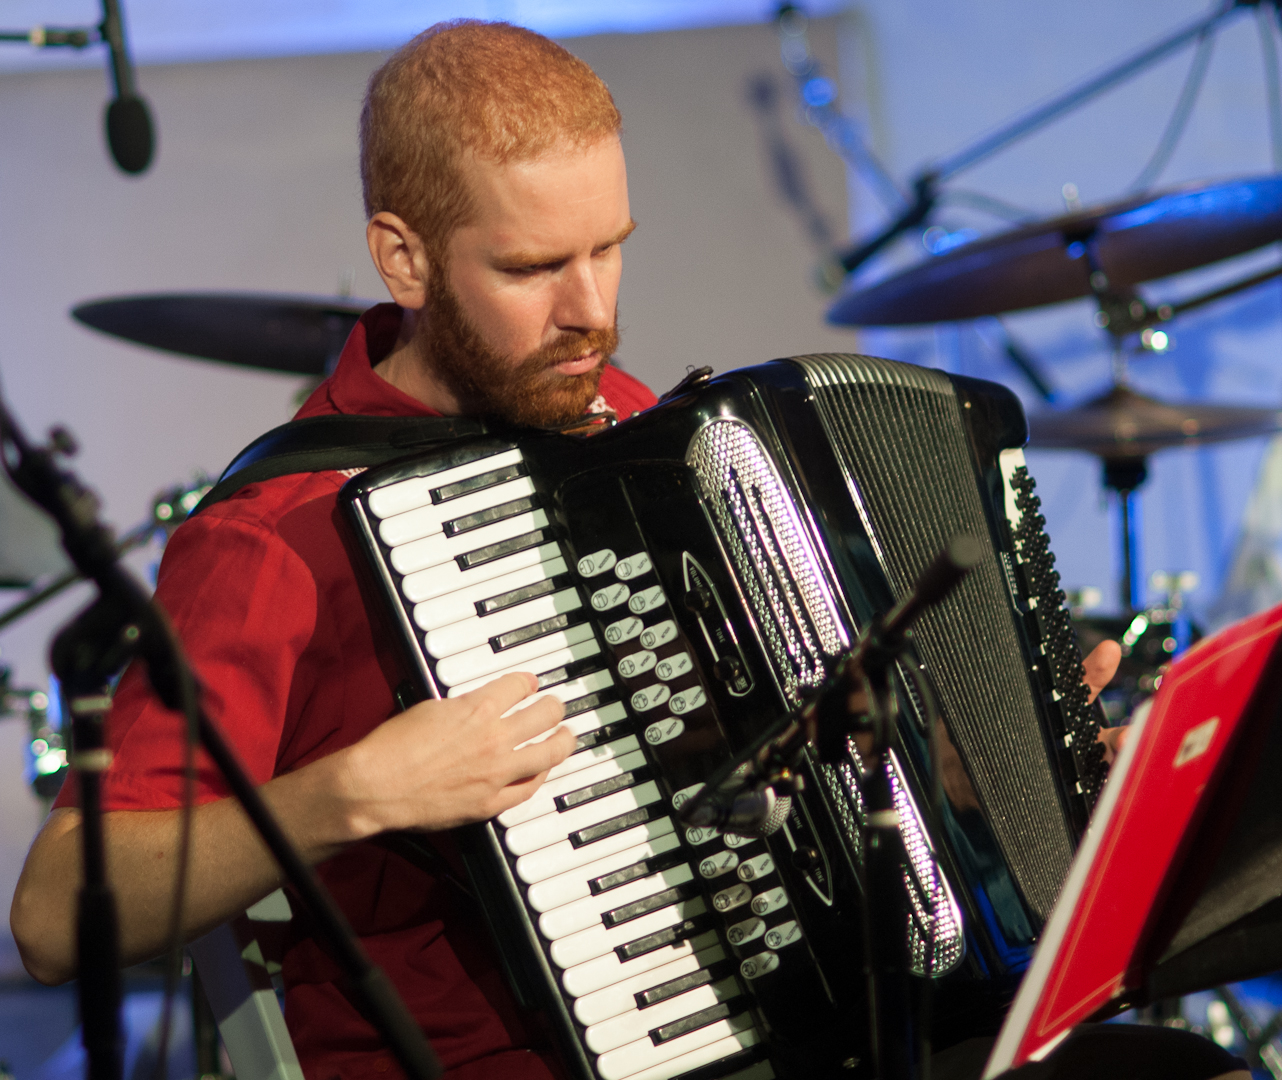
[829,175,1282,326]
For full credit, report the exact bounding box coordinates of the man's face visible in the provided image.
[422,136,633,427]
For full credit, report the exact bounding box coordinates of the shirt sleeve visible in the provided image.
[54,507,319,812]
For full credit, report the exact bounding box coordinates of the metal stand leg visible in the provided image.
[1103,456,1149,613]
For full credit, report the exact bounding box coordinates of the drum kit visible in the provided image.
[0,292,371,801]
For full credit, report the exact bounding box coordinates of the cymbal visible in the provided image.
[0,471,68,587]
[829,175,1282,326]
[1027,385,1282,459]
[73,292,376,375]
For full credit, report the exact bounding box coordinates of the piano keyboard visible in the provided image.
[348,441,815,1080]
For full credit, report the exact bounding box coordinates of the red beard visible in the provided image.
[418,267,619,428]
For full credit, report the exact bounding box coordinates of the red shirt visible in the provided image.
[55,304,657,1080]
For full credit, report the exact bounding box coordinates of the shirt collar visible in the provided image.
[296,303,442,419]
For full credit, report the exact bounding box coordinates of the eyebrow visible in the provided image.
[496,220,637,269]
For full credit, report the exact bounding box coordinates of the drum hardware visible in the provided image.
[0,476,213,634]
[1026,387,1282,612]
[0,664,64,802]
[72,293,376,376]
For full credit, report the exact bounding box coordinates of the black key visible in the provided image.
[538,658,607,691]
[590,848,687,895]
[570,804,660,848]
[492,611,585,652]
[637,959,736,1009]
[433,462,526,503]
[615,913,713,962]
[556,767,651,812]
[445,495,539,537]
[602,883,699,929]
[564,689,617,719]
[651,1001,747,1046]
[479,575,570,616]
[575,720,634,752]
[457,529,549,570]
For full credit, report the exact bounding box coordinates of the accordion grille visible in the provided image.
[794,353,1074,920]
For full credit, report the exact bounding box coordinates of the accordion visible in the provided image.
[340,354,1107,1080]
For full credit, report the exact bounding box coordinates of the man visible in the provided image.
[9,19,1247,1080]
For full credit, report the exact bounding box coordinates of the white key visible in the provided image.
[503,781,663,857]
[631,684,670,712]
[379,476,537,546]
[401,542,563,604]
[424,588,582,659]
[578,549,617,577]
[669,687,707,716]
[603,616,644,646]
[526,828,680,912]
[736,853,774,882]
[619,1029,764,1080]
[591,582,631,612]
[640,620,679,649]
[613,552,652,580]
[616,650,656,679]
[388,509,549,576]
[411,557,569,630]
[561,700,628,739]
[516,817,674,887]
[549,895,707,970]
[644,717,685,747]
[628,585,666,615]
[655,652,692,681]
[586,977,739,1054]
[595,1013,758,1080]
[443,638,602,697]
[497,750,648,828]
[539,864,694,941]
[545,735,642,785]
[573,944,726,1027]
[435,621,595,686]
[562,930,720,1000]
[367,449,522,519]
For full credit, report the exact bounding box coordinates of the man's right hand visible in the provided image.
[10,670,573,985]
[334,671,575,836]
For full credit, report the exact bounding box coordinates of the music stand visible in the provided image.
[985,601,1282,1075]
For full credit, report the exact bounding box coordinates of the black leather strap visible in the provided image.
[191,413,491,515]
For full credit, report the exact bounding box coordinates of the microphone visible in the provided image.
[681,781,791,838]
[100,0,154,174]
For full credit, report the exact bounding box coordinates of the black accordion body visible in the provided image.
[340,355,1107,1080]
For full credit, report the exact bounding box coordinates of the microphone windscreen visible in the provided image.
[105,95,154,174]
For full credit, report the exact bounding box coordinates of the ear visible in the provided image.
[366,212,432,310]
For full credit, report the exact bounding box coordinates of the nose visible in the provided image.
[554,256,613,334]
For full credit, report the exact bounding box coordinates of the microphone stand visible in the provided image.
[679,534,982,1080]
[0,395,441,1080]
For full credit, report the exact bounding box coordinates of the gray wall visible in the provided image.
[0,19,852,967]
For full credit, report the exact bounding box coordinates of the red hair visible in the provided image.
[360,20,623,256]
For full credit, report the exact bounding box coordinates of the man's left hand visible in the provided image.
[1084,640,1129,765]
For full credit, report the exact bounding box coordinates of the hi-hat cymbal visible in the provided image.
[72,293,377,375]
[1027,385,1282,459]
[829,175,1282,326]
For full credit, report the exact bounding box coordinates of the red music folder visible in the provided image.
[985,602,1282,1076]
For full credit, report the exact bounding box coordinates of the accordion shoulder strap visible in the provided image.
[191,413,490,516]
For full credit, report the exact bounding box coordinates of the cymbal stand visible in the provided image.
[1102,456,1149,613]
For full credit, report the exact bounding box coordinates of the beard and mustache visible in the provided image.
[417,262,620,429]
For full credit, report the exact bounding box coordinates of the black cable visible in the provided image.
[1128,28,1216,193]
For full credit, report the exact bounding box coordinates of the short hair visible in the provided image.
[360,20,623,256]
